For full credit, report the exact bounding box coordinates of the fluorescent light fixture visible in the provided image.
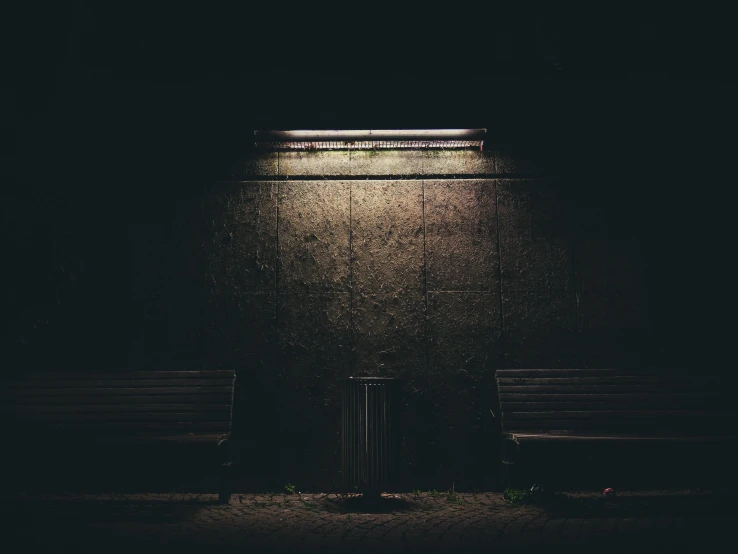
[254,129,486,151]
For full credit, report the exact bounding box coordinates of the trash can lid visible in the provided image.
[348,376,399,382]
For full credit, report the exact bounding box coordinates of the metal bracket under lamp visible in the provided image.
[254,129,486,151]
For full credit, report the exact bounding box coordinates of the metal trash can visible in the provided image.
[341,377,398,496]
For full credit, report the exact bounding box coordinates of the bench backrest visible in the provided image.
[5,370,235,442]
[496,369,734,438]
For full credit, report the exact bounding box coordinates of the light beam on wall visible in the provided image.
[254,129,486,151]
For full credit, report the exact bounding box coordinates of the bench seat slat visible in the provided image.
[496,369,623,377]
[498,377,663,384]
[501,400,723,411]
[502,410,731,421]
[499,389,725,402]
[91,434,229,443]
[8,379,234,388]
[499,385,701,393]
[6,394,234,405]
[8,387,234,395]
[71,433,231,444]
[496,367,735,453]
[9,433,231,445]
[496,369,720,380]
[16,412,231,421]
[6,371,235,380]
[497,377,719,386]
[509,432,738,442]
[10,404,232,413]
[8,370,235,442]
[16,420,231,429]
[503,425,736,435]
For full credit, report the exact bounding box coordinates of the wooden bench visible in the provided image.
[4,370,236,502]
[496,369,738,489]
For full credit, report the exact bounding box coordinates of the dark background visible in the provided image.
[3,5,736,491]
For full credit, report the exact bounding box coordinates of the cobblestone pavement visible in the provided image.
[4,490,735,554]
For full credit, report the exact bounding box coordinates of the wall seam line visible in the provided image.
[422,179,430,390]
[349,180,354,377]
[223,173,544,182]
[495,183,505,371]
[275,178,280,378]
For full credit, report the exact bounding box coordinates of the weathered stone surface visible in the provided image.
[203,291,276,369]
[426,291,500,488]
[274,291,348,490]
[396,386,449,488]
[276,292,351,386]
[425,180,498,291]
[204,181,277,295]
[497,179,574,291]
[194,161,648,490]
[227,152,278,178]
[351,180,424,294]
[502,290,579,368]
[494,149,545,176]
[427,292,500,386]
[578,289,649,369]
[351,290,425,376]
[279,151,350,176]
[278,181,350,292]
[349,151,424,176]
[421,150,495,175]
[167,191,207,367]
[275,387,342,491]
[574,239,646,292]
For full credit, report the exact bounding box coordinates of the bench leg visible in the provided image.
[219,462,232,504]
[501,438,519,490]
[218,439,232,504]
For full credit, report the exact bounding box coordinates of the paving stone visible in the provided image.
[7,491,735,553]
[596,517,619,534]
[320,534,344,546]
[351,180,424,294]
[579,517,606,537]
[520,514,547,541]
[500,516,531,541]
[560,518,583,541]
[424,180,498,292]
[618,517,639,535]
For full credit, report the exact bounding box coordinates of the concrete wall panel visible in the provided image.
[351,180,424,294]
[278,181,350,292]
[425,180,498,291]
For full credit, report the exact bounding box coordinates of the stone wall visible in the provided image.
[201,149,648,491]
